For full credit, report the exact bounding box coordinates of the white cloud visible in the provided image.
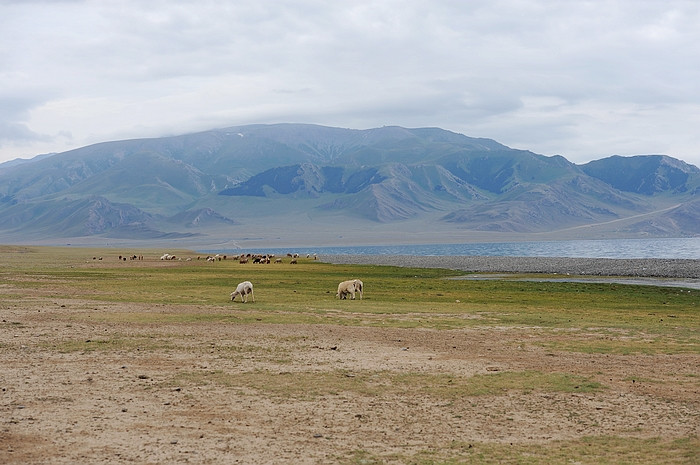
[1,0,699,166]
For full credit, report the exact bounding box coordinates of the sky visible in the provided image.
[1,0,699,167]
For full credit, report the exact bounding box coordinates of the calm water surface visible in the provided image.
[210,237,700,260]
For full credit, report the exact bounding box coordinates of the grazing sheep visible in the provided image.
[353,279,364,300]
[230,281,255,303]
[336,279,364,300]
[336,280,356,300]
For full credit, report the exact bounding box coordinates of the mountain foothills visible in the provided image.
[0,124,697,247]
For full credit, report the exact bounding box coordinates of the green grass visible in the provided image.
[43,335,178,353]
[339,436,700,465]
[536,335,700,355]
[2,246,697,337]
[168,369,603,400]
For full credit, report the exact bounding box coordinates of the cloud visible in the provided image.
[0,92,56,146]
[1,0,699,166]
[0,121,51,145]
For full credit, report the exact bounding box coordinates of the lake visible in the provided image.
[208,237,700,260]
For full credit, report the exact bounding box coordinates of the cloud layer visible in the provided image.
[2,0,699,166]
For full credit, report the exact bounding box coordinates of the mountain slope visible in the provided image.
[0,124,697,244]
[0,196,188,239]
[581,155,700,195]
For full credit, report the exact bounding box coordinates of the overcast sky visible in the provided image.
[2,0,699,167]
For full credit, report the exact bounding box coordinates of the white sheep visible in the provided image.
[230,281,255,303]
[353,279,363,300]
[336,279,364,300]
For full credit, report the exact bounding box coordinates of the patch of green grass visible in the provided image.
[338,436,700,465]
[169,369,376,399]
[76,308,338,326]
[44,335,177,353]
[3,246,699,336]
[536,336,700,355]
[168,369,603,400]
[406,370,603,396]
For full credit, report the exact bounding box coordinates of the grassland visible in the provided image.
[0,245,698,464]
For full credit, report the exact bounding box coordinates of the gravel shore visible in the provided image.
[319,255,700,279]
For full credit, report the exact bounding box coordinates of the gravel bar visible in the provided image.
[319,255,700,279]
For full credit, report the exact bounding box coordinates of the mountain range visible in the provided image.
[0,123,697,248]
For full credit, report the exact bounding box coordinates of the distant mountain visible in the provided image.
[0,195,184,240]
[167,208,237,228]
[0,152,57,169]
[0,124,697,246]
[581,155,700,195]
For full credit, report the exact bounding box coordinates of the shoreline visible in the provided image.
[319,254,700,280]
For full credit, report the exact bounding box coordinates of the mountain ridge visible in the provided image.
[0,123,697,247]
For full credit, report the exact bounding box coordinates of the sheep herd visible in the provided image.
[153,251,363,304]
[158,252,316,264]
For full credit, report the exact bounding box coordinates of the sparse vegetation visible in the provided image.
[339,436,700,465]
[0,246,697,464]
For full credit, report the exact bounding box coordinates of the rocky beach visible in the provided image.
[320,255,700,281]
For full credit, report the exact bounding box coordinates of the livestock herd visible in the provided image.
[159,252,316,264]
[151,251,363,303]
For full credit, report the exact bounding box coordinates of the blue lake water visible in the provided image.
[208,237,700,260]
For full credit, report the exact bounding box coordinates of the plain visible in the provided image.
[1,246,698,464]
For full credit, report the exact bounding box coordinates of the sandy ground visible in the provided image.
[1,259,699,464]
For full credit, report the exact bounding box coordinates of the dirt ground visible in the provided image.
[1,285,698,463]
